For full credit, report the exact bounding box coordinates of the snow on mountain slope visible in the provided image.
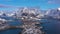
[45,8,60,19]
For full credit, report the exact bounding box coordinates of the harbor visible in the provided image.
[0,7,44,34]
[0,19,44,34]
[0,7,60,34]
[0,17,44,34]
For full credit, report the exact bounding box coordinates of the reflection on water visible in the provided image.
[0,17,60,34]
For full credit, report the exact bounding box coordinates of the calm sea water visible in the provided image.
[0,17,60,34]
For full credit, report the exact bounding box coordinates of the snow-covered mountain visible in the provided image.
[0,11,16,18]
[0,11,7,17]
[0,11,4,16]
[0,7,60,19]
[45,8,60,19]
[6,13,16,17]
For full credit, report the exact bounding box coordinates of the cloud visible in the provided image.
[48,1,53,4]
[0,4,11,8]
[3,0,13,1]
[0,0,14,2]
[0,4,18,8]
[47,0,60,4]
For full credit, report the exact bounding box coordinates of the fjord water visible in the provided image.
[40,18,60,34]
[0,17,60,34]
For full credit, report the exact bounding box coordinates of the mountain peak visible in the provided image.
[58,8,60,11]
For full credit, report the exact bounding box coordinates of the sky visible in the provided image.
[0,0,60,11]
